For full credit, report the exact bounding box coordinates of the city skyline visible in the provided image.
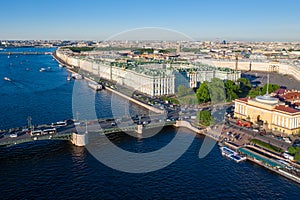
[1,0,300,41]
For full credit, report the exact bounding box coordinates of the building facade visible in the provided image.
[56,49,240,96]
[234,95,300,135]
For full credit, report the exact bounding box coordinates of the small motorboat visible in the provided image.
[39,67,46,72]
[4,77,11,81]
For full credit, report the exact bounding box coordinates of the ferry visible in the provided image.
[88,82,102,91]
[4,77,11,81]
[220,146,246,163]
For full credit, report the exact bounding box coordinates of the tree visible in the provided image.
[224,80,239,101]
[288,146,296,155]
[248,87,262,98]
[177,85,193,97]
[237,78,251,97]
[237,78,251,89]
[197,110,212,126]
[262,84,280,95]
[207,78,226,104]
[196,81,210,103]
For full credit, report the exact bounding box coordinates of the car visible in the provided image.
[9,133,18,138]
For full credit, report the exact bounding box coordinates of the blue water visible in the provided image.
[0,48,300,199]
[0,47,147,129]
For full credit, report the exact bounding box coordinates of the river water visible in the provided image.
[0,48,299,199]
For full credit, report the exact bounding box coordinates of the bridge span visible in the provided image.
[0,52,53,55]
[0,118,176,147]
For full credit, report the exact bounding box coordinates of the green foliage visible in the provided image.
[294,153,300,162]
[237,78,251,97]
[67,47,95,53]
[287,146,300,162]
[196,81,211,103]
[197,110,212,126]
[207,78,226,104]
[248,87,262,98]
[178,95,198,105]
[181,48,201,53]
[161,96,180,105]
[251,139,284,153]
[177,85,193,97]
[135,48,154,54]
[224,80,239,101]
[288,146,297,155]
[262,84,280,94]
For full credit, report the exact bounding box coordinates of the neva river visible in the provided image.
[0,48,300,199]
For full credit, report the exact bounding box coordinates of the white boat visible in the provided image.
[72,73,83,80]
[0,48,3,51]
[39,67,46,72]
[67,75,72,81]
[220,146,235,158]
[59,64,63,68]
[220,146,246,163]
[88,82,102,91]
[4,77,11,81]
[229,154,247,163]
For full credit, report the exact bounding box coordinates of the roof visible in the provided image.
[274,105,300,114]
[236,97,249,103]
[273,88,287,96]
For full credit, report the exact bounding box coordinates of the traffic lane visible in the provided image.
[226,119,290,150]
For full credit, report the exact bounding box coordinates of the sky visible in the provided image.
[0,0,300,41]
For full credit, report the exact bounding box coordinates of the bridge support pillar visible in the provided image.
[136,124,143,134]
[71,132,88,147]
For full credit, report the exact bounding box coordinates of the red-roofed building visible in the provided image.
[234,94,300,135]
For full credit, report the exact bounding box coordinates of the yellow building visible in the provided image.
[234,95,300,135]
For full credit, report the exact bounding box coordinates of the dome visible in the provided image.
[255,95,279,105]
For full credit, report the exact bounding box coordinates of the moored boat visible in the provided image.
[220,146,246,163]
[67,75,72,81]
[88,82,102,91]
[72,73,83,79]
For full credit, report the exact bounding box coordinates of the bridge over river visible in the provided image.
[0,52,53,55]
[0,117,176,147]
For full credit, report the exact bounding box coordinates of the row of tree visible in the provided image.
[194,78,279,103]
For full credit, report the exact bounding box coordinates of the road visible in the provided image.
[225,118,291,150]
